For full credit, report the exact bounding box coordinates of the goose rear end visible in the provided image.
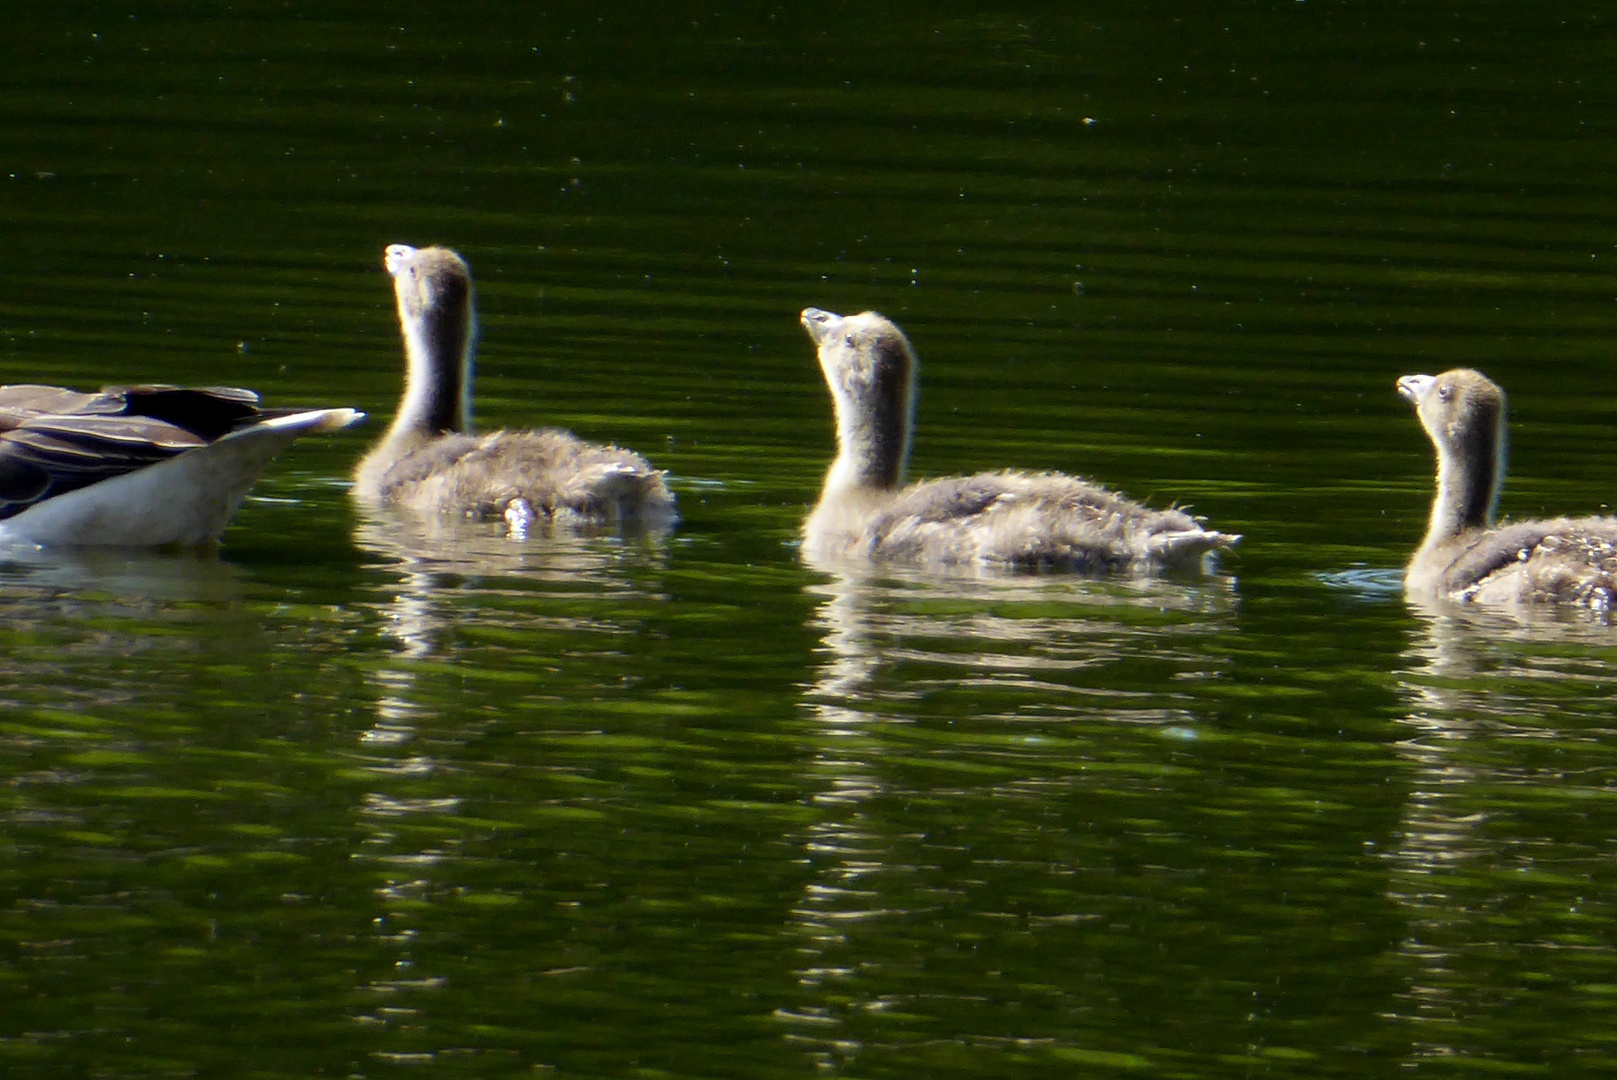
[0,383,362,547]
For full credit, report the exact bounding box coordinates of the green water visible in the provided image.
[5,3,1617,1077]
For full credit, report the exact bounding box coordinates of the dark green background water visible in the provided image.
[5,3,1617,1077]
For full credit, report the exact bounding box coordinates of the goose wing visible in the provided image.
[106,385,263,440]
[0,385,265,519]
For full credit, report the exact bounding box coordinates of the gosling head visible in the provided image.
[1397,367,1506,532]
[800,307,916,491]
[385,244,476,435]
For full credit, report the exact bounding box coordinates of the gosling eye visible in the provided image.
[1437,383,1453,402]
[843,334,856,347]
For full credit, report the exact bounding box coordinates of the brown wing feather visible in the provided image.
[0,385,266,519]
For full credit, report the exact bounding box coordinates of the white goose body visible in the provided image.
[0,384,362,547]
[353,244,675,532]
[1400,367,1617,606]
[799,308,1237,573]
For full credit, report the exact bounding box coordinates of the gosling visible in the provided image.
[799,307,1237,572]
[353,244,675,532]
[1400,367,1617,606]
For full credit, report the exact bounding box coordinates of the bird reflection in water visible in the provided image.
[1390,597,1617,1062]
[0,544,248,706]
[346,505,671,1049]
[779,560,1235,1070]
[350,501,669,750]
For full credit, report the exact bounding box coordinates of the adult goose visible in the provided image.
[798,307,1237,572]
[352,244,675,533]
[1399,367,1617,606]
[0,383,362,547]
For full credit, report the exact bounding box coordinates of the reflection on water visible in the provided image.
[351,507,668,657]
[5,0,1617,1073]
[0,544,244,601]
[346,506,678,1065]
[799,558,1237,713]
[0,546,248,705]
[349,504,670,738]
[348,503,671,767]
[782,563,1236,1070]
[1390,599,1617,1067]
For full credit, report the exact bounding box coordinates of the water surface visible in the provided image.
[4,3,1617,1077]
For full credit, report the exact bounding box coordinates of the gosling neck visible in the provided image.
[1421,395,1504,550]
[387,274,475,443]
[823,364,913,498]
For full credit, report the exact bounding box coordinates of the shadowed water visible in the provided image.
[3,2,1617,1077]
